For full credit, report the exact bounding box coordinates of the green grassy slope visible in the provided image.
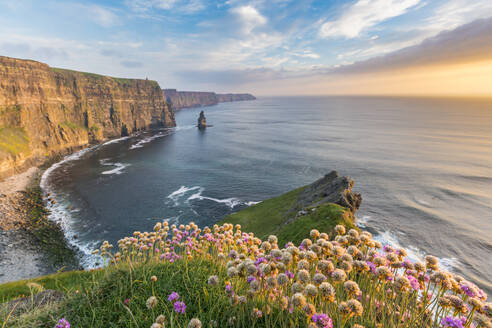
[221,185,356,246]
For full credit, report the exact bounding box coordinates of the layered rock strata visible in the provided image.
[0,56,175,178]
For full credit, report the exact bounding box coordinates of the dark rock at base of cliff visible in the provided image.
[197,111,207,129]
[295,171,362,213]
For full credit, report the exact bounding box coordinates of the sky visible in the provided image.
[1,0,492,96]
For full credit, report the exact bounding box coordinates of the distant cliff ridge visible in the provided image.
[162,89,255,110]
[0,55,175,179]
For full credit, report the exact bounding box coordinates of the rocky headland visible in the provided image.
[223,171,362,245]
[162,89,255,110]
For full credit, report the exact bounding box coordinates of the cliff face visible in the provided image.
[162,89,255,110]
[0,56,175,179]
[162,90,218,109]
[216,93,256,103]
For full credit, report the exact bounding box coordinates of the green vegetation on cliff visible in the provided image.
[0,127,30,156]
[222,186,355,246]
[59,121,87,131]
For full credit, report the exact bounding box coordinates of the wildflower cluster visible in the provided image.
[98,222,490,328]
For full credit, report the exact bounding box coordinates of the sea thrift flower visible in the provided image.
[440,316,466,328]
[305,284,318,297]
[96,222,489,328]
[334,225,345,235]
[408,275,420,291]
[174,301,186,314]
[298,269,311,283]
[292,293,307,307]
[347,299,364,316]
[54,318,70,328]
[155,315,166,324]
[312,313,333,328]
[168,292,179,302]
[252,308,263,318]
[344,280,360,297]
[188,318,202,328]
[208,275,219,286]
[332,269,347,283]
[146,296,158,309]
[303,303,316,316]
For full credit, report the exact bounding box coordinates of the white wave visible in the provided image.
[174,125,196,131]
[40,145,109,268]
[41,189,102,268]
[167,186,202,206]
[129,130,172,150]
[374,230,459,271]
[101,135,131,146]
[167,185,252,209]
[99,159,130,175]
[416,199,430,206]
[188,191,242,209]
[356,215,371,228]
[246,201,260,206]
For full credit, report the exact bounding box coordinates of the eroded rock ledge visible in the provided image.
[296,171,362,213]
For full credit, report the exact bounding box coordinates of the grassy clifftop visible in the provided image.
[222,186,356,247]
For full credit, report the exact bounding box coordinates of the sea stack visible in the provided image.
[197,110,207,129]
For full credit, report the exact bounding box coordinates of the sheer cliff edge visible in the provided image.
[0,56,176,179]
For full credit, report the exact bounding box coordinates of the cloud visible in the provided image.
[292,51,320,59]
[231,5,267,34]
[426,0,492,32]
[327,16,492,74]
[172,15,492,88]
[126,0,204,13]
[319,0,421,38]
[88,5,119,27]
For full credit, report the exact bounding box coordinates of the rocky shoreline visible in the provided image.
[0,166,79,284]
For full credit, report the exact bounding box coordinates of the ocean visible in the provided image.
[40,96,492,294]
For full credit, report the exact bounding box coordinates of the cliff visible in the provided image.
[162,89,255,110]
[216,93,256,103]
[0,56,175,179]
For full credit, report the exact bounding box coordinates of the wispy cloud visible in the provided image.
[328,16,492,74]
[319,0,421,38]
[231,5,267,34]
[126,0,205,13]
[87,5,119,27]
